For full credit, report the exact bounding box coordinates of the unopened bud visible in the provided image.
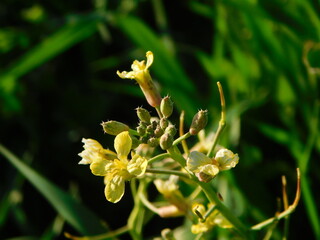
[160,133,173,150]
[189,110,208,135]
[101,121,129,135]
[136,107,151,123]
[160,96,174,118]
[137,123,146,136]
[154,125,164,138]
[165,125,177,137]
[148,137,159,147]
[160,118,169,129]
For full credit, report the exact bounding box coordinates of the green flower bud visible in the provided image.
[140,136,148,144]
[189,110,208,135]
[101,121,129,135]
[136,107,151,123]
[160,118,169,129]
[160,96,174,118]
[160,133,173,150]
[137,124,146,136]
[148,137,159,147]
[146,124,154,134]
[154,125,164,138]
[165,125,177,137]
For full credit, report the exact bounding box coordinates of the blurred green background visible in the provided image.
[0,0,319,239]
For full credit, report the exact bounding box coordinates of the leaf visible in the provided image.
[0,144,108,236]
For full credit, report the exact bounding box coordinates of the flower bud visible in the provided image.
[160,118,169,129]
[136,107,151,123]
[165,125,177,137]
[160,133,173,150]
[148,137,159,147]
[137,124,146,136]
[189,110,208,135]
[160,96,174,118]
[154,125,164,138]
[101,121,129,135]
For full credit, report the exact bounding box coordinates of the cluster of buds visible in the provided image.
[136,96,177,150]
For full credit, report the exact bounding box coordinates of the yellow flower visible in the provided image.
[191,203,232,234]
[187,151,220,182]
[117,51,162,107]
[79,132,148,203]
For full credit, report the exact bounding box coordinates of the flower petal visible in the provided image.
[215,149,239,171]
[116,70,136,79]
[114,131,132,161]
[127,154,148,177]
[104,175,125,203]
[187,151,213,172]
[90,159,114,176]
[78,138,105,165]
[198,164,220,178]
[145,51,154,69]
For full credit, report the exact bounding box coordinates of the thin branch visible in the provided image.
[179,110,189,154]
[251,168,301,231]
[207,82,226,158]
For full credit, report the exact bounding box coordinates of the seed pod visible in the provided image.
[136,107,151,123]
[160,133,173,150]
[160,96,174,118]
[101,121,129,135]
[189,110,208,135]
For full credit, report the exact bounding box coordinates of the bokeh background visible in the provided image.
[0,0,319,239]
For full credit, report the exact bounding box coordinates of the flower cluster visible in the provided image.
[77,51,242,239]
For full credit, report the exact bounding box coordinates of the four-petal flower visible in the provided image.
[79,131,148,203]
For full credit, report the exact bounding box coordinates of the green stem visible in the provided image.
[197,180,249,238]
[148,153,170,164]
[65,225,129,240]
[173,132,191,146]
[138,191,159,215]
[207,82,226,158]
[146,168,190,179]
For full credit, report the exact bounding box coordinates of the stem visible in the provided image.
[197,180,249,238]
[155,106,163,118]
[173,132,191,146]
[179,110,189,154]
[148,153,170,164]
[167,146,187,168]
[207,82,226,158]
[138,191,159,215]
[251,168,301,231]
[64,225,129,240]
[146,168,190,179]
[201,204,218,223]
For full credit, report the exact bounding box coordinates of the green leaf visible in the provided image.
[0,144,108,236]
[0,13,102,112]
